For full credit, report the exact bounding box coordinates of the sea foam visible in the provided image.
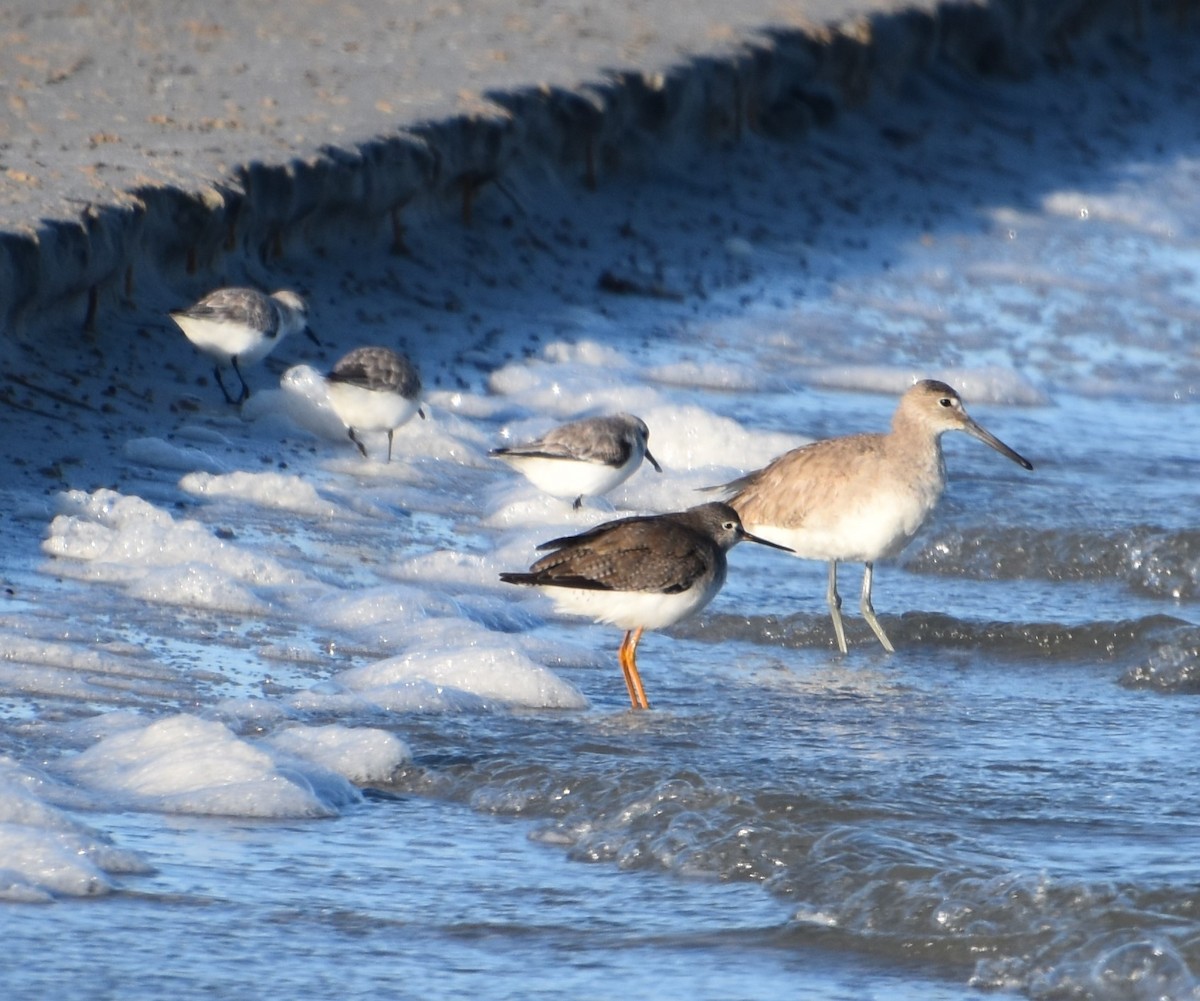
[62,714,365,819]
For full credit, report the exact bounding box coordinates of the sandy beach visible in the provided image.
[0,0,1158,338]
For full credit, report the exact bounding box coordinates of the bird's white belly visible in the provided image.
[327,382,420,431]
[542,577,721,631]
[173,316,270,363]
[506,454,638,500]
[745,487,937,563]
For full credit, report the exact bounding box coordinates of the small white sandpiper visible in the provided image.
[500,501,791,709]
[712,380,1033,654]
[490,413,662,509]
[325,346,425,462]
[170,287,317,405]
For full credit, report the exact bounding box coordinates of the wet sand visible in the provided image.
[0,0,1160,337]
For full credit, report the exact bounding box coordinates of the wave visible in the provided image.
[683,610,1194,664]
[381,761,1200,999]
[907,526,1200,599]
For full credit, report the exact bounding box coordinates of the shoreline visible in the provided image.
[0,0,1167,341]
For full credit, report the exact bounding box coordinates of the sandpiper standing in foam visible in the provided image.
[170,287,317,404]
[325,346,424,462]
[491,413,662,509]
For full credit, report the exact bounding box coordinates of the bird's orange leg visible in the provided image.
[618,627,650,710]
[618,631,638,708]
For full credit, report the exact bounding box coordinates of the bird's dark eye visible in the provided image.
[723,520,737,531]
[939,397,953,408]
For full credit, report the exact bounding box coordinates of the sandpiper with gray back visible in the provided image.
[170,287,317,405]
[712,380,1033,653]
[326,346,424,462]
[490,413,662,509]
[500,501,791,710]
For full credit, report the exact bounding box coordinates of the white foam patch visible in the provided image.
[487,343,662,417]
[0,758,153,901]
[275,364,347,441]
[644,359,761,391]
[291,676,490,714]
[123,437,228,474]
[180,470,339,517]
[482,483,618,530]
[427,388,510,420]
[326,618,587,711]
[636,403,806,474]
[125,564,268,614]
[0,826,113,902]
[388,548,507,592]
[265,724,411,784]
[1040,188,1176,237]
[210,697,300,729]
[42,489,301,610]
[279,365,492,468]
[806,365,1048,406]
[540,340,629,367]
[310,584,462,642]
[63,714,360,818]
[172,425,235,448]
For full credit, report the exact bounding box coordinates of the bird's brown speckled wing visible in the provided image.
[507,517,715,594]
[177,288,277,335]
[328,347,422,396]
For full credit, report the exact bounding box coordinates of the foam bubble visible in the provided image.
[806,366,1048,406]
[62,714,359,818]
[487,347,660,417]
[309,583,462,640]
[123,437,228,474]
[328,618,587,711]
[0,758,153,901]
[265,724,411,784]
[43,489,301,606]
[181,470,338,517]
[276,364,347,441]
[125,564,269,614]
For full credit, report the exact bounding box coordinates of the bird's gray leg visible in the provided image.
[348,428,368,458]
[572,495,583,510]
[860,561,895,654]
[827,560,848,654]
[386,429,394,463]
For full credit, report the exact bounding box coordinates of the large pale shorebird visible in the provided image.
[170,287,317,404]
[500,502,791,709]
[490,413,662,509]
[712,380,1033,653]
[325,346,424,462]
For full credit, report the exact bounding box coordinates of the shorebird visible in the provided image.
[170,287,317,404]
[500,501,791,709]
[325,346,424,462]
[712,380,1033,653]
[490,413,662,509]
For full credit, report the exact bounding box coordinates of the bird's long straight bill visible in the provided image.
[964,419,1034,471]
[742,530,794,553]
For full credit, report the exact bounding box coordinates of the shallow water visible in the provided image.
[3,26,1200,1001]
